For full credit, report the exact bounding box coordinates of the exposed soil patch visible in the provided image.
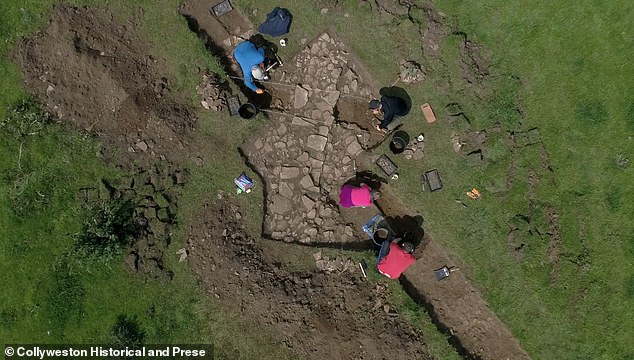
[88,165,185,281]
[187,199,432,360]
[452,31,492,97]
[451,129,487,159]
[370,182,531,360]
[13,4,197,171]
[12,2,536,359]
[12,4,201,280]
[197,72,232,111]
[190,4,530,358]
[419,5,448,57]
[506,214,532,262]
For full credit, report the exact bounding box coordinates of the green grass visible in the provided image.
[0,101,216,345]
[0,1,294,357]
[3,0,632,359]
[235,1,634,359]
[425,1,634,359]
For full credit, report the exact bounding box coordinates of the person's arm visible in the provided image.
[379,111,395,129]
[240,63,259,92]
[378,97,395,129]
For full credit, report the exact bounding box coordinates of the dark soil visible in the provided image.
[545,205,563,283]
[10,5,437,358]
[13,4,197,171]
[12,4,198,280]
[187,198,432,360]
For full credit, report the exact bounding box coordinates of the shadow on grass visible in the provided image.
[379,86,412,114]
[384,214,425,247]
[343,170,389,191]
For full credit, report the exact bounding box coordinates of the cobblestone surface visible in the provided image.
[242,33,376,244]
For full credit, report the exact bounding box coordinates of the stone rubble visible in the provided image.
[196,73,231,112]
[242,33,377,244]
[399,60,426,84]
[403,139,426,160]
[313,251,357,273]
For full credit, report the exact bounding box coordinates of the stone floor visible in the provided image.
[242,33,380,244]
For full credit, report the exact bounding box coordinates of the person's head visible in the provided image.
[369,99,382,115]
[251,66,265,80]
[400,241,415,254]
[370,190,381,201]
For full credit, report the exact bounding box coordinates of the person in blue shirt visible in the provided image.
[233,41,266,94]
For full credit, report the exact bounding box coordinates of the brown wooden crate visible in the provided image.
[421,103,437,123]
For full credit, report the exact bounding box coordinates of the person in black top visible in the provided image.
[369,96,408,133]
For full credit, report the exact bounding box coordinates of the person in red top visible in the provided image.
[339,183,380,208]
[377,240,416,279]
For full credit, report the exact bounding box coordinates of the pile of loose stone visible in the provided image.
[79,164,185,281]
[242,33,379,244]
[312,251,357,273]
[196,73,231,112]
[403,137,426,160]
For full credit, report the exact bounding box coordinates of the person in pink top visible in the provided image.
[377,241,416,279]
[339,183,380,208]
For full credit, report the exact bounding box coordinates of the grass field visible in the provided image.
[424,1,634,359]
[235,1,633,359]
[0,1,293,358]
[2,0,632,359]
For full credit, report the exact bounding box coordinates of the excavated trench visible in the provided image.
[180,3,532,360]
[181,13,274,111]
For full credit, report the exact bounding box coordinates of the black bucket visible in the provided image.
[390,130,410,154]
[373,227,390,246]
[238,103,257,119]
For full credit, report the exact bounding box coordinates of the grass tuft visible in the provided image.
[575,100,608,127]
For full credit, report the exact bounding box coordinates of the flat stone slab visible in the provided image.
[240,32,377,244]
[280,166,300,179]
[307,134,328,152]
[294,85,309,109]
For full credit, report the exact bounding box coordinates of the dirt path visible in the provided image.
[13,4,196,171]
[372,177,531,360]
[10,4,433,358]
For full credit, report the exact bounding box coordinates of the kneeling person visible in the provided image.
[233,40,267,94]
[369,95,408,132]
[339,183,380,208]
[377,240,416,279]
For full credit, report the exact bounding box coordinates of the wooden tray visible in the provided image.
[423,169,443,191]
[421,103,437,123]
[376,154,398,177]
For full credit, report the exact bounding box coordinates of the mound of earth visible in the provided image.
[12,4,201,280]
[187,198,432,360]
[13,4,197,170]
